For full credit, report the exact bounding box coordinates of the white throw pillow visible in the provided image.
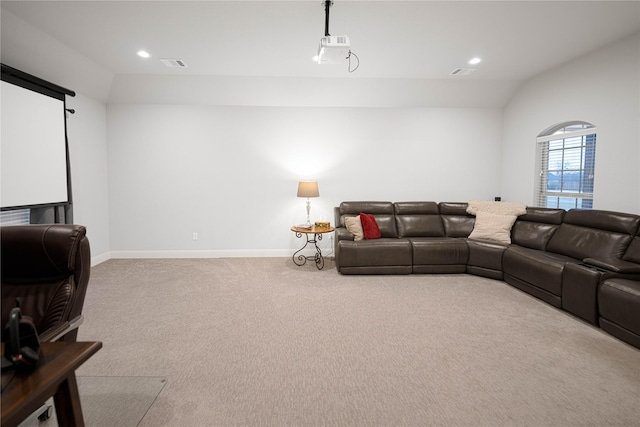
[468,211,517,244]
[467,200,527,216]
[345,215,364,241]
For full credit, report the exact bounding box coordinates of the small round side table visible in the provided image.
[291,225,335,270]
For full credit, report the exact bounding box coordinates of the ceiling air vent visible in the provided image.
[449,68,476,76]
[160,58,188,68]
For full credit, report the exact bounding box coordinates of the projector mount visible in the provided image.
[316,0,359,72]
[324,0,332,37]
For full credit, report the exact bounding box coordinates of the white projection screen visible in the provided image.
[1,79,69,208]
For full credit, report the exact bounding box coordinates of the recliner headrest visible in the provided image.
[563,209,640,235]
[1,225,87,282]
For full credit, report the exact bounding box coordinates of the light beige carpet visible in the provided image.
[72,257,640,426]
[36,376,166,427]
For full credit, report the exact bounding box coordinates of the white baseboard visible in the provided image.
[91,252,112,266]
[92,248,336,264]
[108,249,294,259]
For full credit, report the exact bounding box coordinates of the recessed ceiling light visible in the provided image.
[137,50,151,59]
[468,57,482,65]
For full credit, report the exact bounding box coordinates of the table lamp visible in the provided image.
[297,181,319,226]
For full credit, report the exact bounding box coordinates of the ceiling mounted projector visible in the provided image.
[316,35,350,64]
[314,0,359,71]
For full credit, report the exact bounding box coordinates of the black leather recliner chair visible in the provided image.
[1,224,91,343]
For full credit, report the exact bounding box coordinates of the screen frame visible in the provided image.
[1,63,76,213]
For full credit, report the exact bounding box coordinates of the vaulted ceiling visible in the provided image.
[2,1,639,107]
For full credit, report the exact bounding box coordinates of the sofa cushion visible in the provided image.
[561,209,640,235]
[622,236,640,264]
[511,221,559,250]
[360,213,381,239]
[338,202,398,238]
[468,212,517,244]
[339,201,394,216]
[511,207,565,250]
[503,245,577,296]
[517,206,565,226]
[336,239,412,269]
[599,278,640,338]
[438,202,469,216]
[410,237,469,266]
[438,202,475,237]
[511,207,564,250]
[546,224,632,260]
[546,209,640,260]
[466,239,508,272]
[344,216,364,241]
[394,201,439,215]
[394,202,444,238]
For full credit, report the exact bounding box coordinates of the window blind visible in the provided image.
[0,209,30,225]
[536,123,597,210]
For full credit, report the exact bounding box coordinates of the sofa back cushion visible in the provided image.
[438,202,475,237]
[338,201,398,238]
[546,209,640,260]
[511,207,564,250]
[623,229,640,264]
[394,202,444,238]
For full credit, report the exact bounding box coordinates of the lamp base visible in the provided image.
[305,198,312,226]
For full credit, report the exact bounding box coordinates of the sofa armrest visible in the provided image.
[336,227,355,242]
[583,257,640,274]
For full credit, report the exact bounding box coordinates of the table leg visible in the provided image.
[53,373,85,427]
[313,236,325,269]
[293,232,325,270]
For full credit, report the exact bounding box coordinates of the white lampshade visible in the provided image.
[297,181,319,198]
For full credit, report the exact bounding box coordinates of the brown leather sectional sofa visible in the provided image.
[334,201,640,350]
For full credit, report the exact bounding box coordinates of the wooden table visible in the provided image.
[1,341,102,427]
[291,225,335,270]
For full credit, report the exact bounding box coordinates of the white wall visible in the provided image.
[501,32,640,214]
[107,105,502,256]
[66,94,111,264]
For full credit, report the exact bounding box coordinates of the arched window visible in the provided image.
[535,121,597,209]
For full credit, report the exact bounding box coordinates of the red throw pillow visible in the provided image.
[360,212,381,239]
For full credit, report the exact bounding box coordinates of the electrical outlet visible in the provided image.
[192,232,198,241]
